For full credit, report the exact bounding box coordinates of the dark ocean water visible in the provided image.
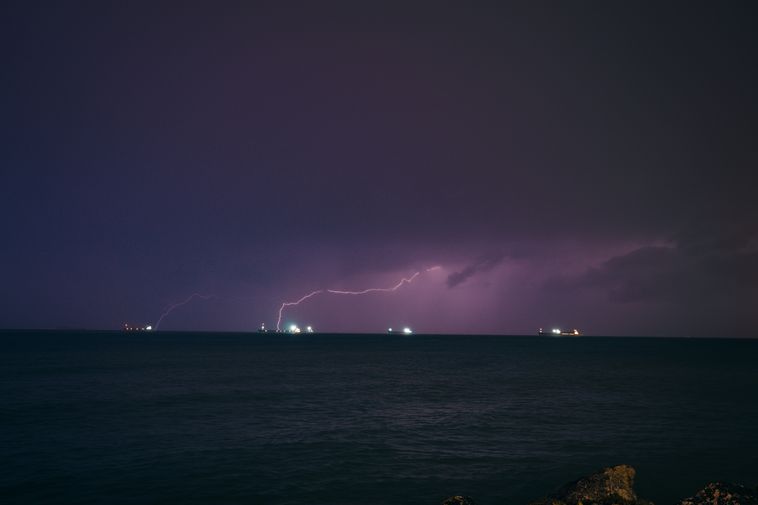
[1,332,757,505]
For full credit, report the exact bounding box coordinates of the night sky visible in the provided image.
[2,2,756,336]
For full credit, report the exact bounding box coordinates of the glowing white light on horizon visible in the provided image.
[403,327,413,334]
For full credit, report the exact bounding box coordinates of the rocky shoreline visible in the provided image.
[442,465,758,505]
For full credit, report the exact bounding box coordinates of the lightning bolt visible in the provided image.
[276,266,441,331]
[154,293,216,330]
[276,290,323,333]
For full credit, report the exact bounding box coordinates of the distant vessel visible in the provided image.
[260,323,315,334]
[387,327,413,334]
[539,327,580,336]
[123,323,153,332]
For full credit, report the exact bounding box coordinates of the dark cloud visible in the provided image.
[544,226,758,335]
[447,253,505,288]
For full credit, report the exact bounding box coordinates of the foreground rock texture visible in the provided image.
[679,483,758,505]
[442,466,758,505]
[442,496,477,505]
[530,465,650,505]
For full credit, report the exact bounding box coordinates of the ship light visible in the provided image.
[145,325,152,331]
[306,326,313,333]
[552,328,561,334]
[403,327,413,334]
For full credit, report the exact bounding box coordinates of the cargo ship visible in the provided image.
[539,327,580,336]
[123,323,153,331]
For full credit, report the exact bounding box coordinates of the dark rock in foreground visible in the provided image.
[443,466,757,505]
[529,465,651,505]
[442,496,477,505]
[679,482,758,505]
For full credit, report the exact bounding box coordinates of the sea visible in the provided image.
[1,332,757,505]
